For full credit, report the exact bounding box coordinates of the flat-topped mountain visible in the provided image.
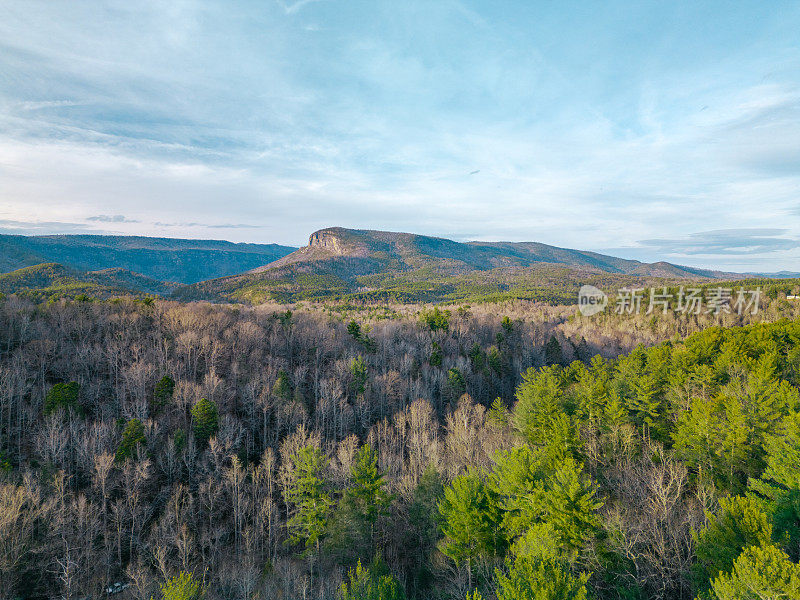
[177,227,733,303]
[254,227,726,276]
[0,234,297,284]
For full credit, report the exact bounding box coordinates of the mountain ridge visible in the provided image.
[0,234,297,284]
[176,227,739,304]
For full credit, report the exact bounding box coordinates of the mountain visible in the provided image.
[177,227,735,304]
[0,263,176,301]
[0,234,297,284]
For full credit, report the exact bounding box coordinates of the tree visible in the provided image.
[429,342,443,367]
[328,444,390,561]
[351,355,368,396]
[438,469,503,588]
[513,367,577,455]
[749,410,800,560]
[710,544,800,599]
[158,571,205,600]
[447,368,466,399]
[420,307,450,332]
[544,336,564,367]
[693,495,773,596]
[348,320,362,340]
[190,398,218,447]
[115,418,146,463]
[44,382,80,415]
[404,465,444,595]
[272,369,292,401]
[495,552,589,600]
[487,346,503,376]
[501,316,513,335]
[339,558,405,600]
[153,375,175,409]
[286,445,332,592]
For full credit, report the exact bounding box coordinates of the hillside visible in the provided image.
[0,234,296,284]
[177,227,734,304]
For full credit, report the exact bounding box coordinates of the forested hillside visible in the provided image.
[0,235,296,284]
[178,228,732,304]
[0,296,798,599]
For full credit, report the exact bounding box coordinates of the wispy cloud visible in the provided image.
[275,0,325,15]
[1,1,799,269]
[87,215,140,223]
[638,229,800,256]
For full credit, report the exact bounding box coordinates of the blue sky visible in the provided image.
[1,0,799,271]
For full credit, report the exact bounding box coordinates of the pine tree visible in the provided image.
[115,418,146,463]
[328,444,390,562]
[439,469,503,588]
[153,375,175,410]
[710,544,800,599]
[544,336,564,366]
[339,558,405,600]
[748,410,800,560]
[495,553,588,600]
[44,382,80,416]
[158,572,205,600]
[286,445,332,591]
[190,398,218,447]
[272,369,292,401]
[692,495,773,596]
[350,355,369,395]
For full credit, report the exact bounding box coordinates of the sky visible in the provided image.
[1,0,799,271]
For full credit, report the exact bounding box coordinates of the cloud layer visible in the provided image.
[1,1,799,271]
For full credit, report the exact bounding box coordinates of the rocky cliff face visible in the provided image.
[308,230,346,253]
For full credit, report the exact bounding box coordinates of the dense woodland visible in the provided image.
[0,295,799,599]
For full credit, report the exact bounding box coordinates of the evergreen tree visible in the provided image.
[439,469,503,588]
[748,410,800,560]
[348,320,362,340]
[544,335,564,366]
[44,381,80,416]
[115,418,146,463]
[339,558,405,600]
[495,552,589,600]
[272,369,292,401]
[420,307,450,332]
[158,571,205,600]
[153,375,175,409]
[286,445,332,591]
[328,444,390,562]
[710,544,800,599]
[351,355,369,395]
[447,368,466,399]
[429,341,443,367]
[693,495,773,596]
[190,398,219,447]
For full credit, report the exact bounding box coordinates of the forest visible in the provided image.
[0,294,799,599]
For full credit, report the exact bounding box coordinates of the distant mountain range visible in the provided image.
[0,227,791,304]
[0,234,296,284]
[174,227,739,304]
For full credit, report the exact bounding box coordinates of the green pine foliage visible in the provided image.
[273,369,293,400]
[286,445,332,556]
[157,571,204,600]
[327,444,391,562]
[153,375,175,409]
[438,469,504,575]
[190,398,219,446]
[420,307,450,332]
[339,558,405,600]
[709,544,800,599]
[115,418,146,463]
[43,382,80,416]
[693,496,773,596]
